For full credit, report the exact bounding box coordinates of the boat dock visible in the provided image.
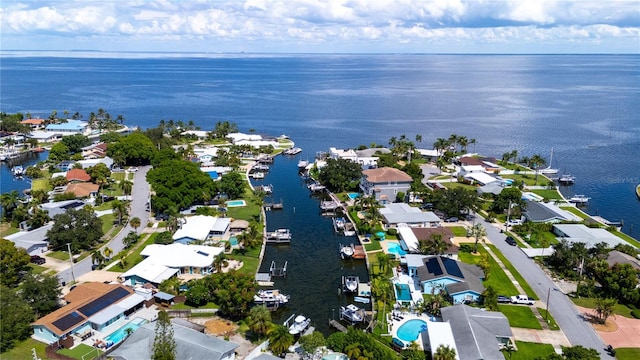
[269,261,288,277]
[266,229,291,243]
[255,273,274,287]
[352,245,366,259]
[263,200,283,211]
[329,320,347,333]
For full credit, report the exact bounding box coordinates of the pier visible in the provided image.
[328,319,347,333]
[270,260,288,277]
[266,228,292,243]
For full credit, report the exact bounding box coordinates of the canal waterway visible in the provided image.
[255,154,370,335]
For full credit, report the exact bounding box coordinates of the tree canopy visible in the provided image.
[60,134,91,154]
[185,271,256,319]
[0,238,31,287]
[219,171,246,199]
[107,132,157,166]
[47,208,103,253]
[317,158,363,193]
[152,310,176,360]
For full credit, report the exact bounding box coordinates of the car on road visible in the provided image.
[510,294,535,305]
[505,236,517,246]
[445,217,459,222]
[128,166,138,172]
[497,295,511,303]
[30,255,46,265]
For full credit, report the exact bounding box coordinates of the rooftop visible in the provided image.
[362,166,412,183]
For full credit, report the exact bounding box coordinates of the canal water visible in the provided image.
[256,154,370,335]
[0,151,49,197]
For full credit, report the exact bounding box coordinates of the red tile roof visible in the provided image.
[66,168,91,182]
[362,167,412,183]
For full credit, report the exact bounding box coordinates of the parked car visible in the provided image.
[420,203,434,210]
[505,236,517,246]
[497,295,511,303]
[510,294,535,305]
[507,219,523,226]
[30,255,46,265]
[445,217,459,223]
[129,166,138,172]
[91,264,100,271]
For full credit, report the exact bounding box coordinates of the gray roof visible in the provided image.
[380,203,441,224]
[607,251,640,271]
[4,223,52,250]
[441,304,512,360]
[40,200,86,218]
[523,201,577,223]
[355,147,390,157]
[477,182,504,196]
[553,224,630,248]
[416,256,485,295]
[252,354,283,360]
[109,322,238,360]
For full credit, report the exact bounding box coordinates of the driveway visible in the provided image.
[57,166,151,285]
[576,306,640,349]
[479,217,609,358]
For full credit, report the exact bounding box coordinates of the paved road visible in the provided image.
[58,166,151,285]
[480,217,610,358]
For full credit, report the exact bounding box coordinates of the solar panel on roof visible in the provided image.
[61,201,84,210]
[52,311,84,332]
[442,258,464,278]
[78,287,129,317]
[425,257,443,276]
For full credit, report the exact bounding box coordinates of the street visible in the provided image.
[480,217,610,358]
[57,166,151,285]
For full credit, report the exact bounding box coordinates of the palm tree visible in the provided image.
[91,250,105,268]
[467,223,487,253]
[433,138,450,172]
[345,343,363,359]
[121,179,133,197]
[0,190,20,220]
[247,305,272,337]
[434,344,457,360]
[419,233,448,255]
[458,135,469,153]
[103,247,113,260]
[372,277,393,327]
[595,297,617,324]
[529,154,546,184]
[268,325,293,356]
[213,254,229,273]
[111,199,127,225]
[376,252,391,276]
[130,217,141,232]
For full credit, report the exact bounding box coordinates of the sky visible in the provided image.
[1,0,639,54]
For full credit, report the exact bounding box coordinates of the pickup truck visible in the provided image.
[510,295,535,305]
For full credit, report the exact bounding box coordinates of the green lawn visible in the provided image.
[559,206,591,221]
[450,226,468,237]
[48,250,70,261]
[615,348,640,360]
[228,246,261,276]
[571,297,634,318]
[507,341,556,360]
[171,301,219,310]
[99,213,117,235]
[610,230,640,248]
[458,244,520,296]
[487,244,538,299]
[536,307,560,330]
[0,223,20,237]
[108,233,157,272]
[111,172,125,181]
[364,239,383,252]
[57,343,102,360]
[31,178,50,192]
[0,337,48,360]
[498,304,543,330]
[529,189,563,200]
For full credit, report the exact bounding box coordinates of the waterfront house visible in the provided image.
[32,283,145,345]
[606,250,640,272]
[45,120,89,135]
[523,201,581,223]
[109,321,238,360]
[380,203,441,228]
[21,118,46,130]
[65,183,100,199]
[120,243,225,286]
[397,227,457,257]
[359,167,412,204]
[227,132,279,148]
[462,171,501,186]
[405,255,485,304]
[39,200,86,218]
[329,147,379,169]
[552,224,631,248]
[4,223,52,255]
[421,321,460,360]
[441,304,513,360]
[28,130,62,143]
[416,148,440,162]
[172,215,231,244]
[66,168,91,182]
[456,156,500,173]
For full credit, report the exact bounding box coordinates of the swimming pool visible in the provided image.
[347,193,360,200]
[322,353,348,360]
[229,237,238,246]
[105,318,146,344]
[394,283,412,301]
[387,242,407,257]
[226,200,246,207]
[396,319,427,342]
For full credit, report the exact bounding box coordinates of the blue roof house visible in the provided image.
[45,120,88,134]
[407,255,485,304]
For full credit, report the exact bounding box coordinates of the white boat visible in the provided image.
[253,289,290,306]
[283,147,302,155]
[11,165,24,177]
[540,148,559,175]
[340,304,364,323]
[558,174,576,184]
[297,159,309,169]
[288,315,311,335]
[308,182,326,192]
[354,296,370,304]
[333,217,346,231]
[252,172,265,179]
[343,275,359,293]
[340,244,355,259]
[266,229,292,241]
[568,195,590,204]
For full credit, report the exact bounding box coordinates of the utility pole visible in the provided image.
[67,243,76,284]
[505,200,513,233]
[545,287,551,322]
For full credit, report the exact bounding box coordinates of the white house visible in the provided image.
[380,203,441,228]
[45,120,89,135]
[172,215,231,244]
[330,147,379,169]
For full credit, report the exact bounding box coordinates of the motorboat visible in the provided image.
[253,289,290,306]
[283,147,302,155]
[297,159,309,169]
[340,304,364,323]
[308,182,326,192]
[568,195,590,204]
[558,174,575,185]
[252,172,265,179]
[267,229,291,241]
[343,275,359,293]
[340,244,355,259]
[288,315,311,335]
[333,217,346,231]
[11,165,24,177]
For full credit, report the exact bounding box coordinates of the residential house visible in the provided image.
[405,255,485,304]
[523,201,581,223]
[172,215,231,244]
[398,227,457,257]
[227,132,279,148]
[181,130,210,140]
[39,200,86,218]
[380,203,441,228]
[329,147,379,169]
[421,322,460,360]
[65,183,100,198]
[81,143,108,159]
[109,321,238,360]
[28,130,62,143]
[45,120,89,135]
[66,168,91,182]
[441,304,513,360]
[76,157,114,170]
[21,118,46,130]
[457,156,500,173]
[32,283,145,345]
[606,250,640,272]
[4,223,52,255]
[360,167,412,204]
[553,224,631,248]
[416,148,440,162]
[120,243,225,286]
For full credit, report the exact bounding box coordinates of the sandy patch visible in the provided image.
[204,318,238,336]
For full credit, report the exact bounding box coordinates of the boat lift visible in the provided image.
[270,260,288,278]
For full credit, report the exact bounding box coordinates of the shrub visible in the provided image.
[387,228,398,236]
[631,309,640,319]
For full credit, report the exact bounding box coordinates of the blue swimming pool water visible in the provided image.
[322,353,348,360]
[387,242,407,256]
[397,319,427,342]
[105,318,146,344]
[229,237,238,246]
[395,283,412,301]
[347,193,359,200]
[226,200,246,207]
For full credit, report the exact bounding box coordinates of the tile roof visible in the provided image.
[21,118,45,125]
[65,183,100,198]
[362,167,412,183]
[66,168,91,182]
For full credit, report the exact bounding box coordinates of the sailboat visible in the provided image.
[540,148,559,175]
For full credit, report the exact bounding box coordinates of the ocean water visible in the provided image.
[1,54,638,235]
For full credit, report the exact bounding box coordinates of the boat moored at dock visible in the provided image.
[288,315,311,335]
[254,289,290,307]
[266,228,292,243]
[11,165,24,177]
[339,243,355,259]
[568,194,590,204]
[343,275,359,293]
[340,304,365,324]
[558,174,576,185]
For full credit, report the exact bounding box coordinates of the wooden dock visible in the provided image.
[329,320,347,333]
[352,245,366,259]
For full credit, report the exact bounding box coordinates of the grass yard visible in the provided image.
[536,307,560,330]
[614,348,640,360]
[559,206,591,221]
[57,343,102,360]
[498,304,543,330]
[108,233,157,272]
[48,250,70,261]
[0,222,20,237]
[31,178,50,192]
[171,301,219,310]
[507,341,556,359]
[0,337,48,360]
[529,189,563,200]
[228,246,261,276]
[458,244,520,296]
[111,172,125,181]
[571,297,634,318]
[487,244,537,299]
[450,226,468,237]
[364,239,383,252]
[99,213,117,235]
[610,230,640,248]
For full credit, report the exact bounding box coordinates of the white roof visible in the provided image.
[29,130,61,140]
[461,165,485,172]
[426,321,460,360]
[88,294,145,325]
[554,224,631,248]
[417,149,440,157]
[140,243,224,268]
[181,130,209,138]
[227,132,262,142]
[77,157,114,169]
[234,139,278,148]
[399,227,420,252]
[173,215,229,241]
[463,172,499,186]
[329,147,358,160]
